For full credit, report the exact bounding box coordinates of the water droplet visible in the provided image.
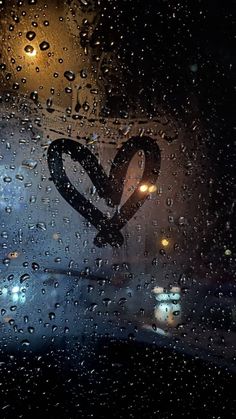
[36,222,46,231]
[49,312,55,320]
[166,198,173,207]
[64,70,75,81]
[95,258,102,268]
[46,98,53,108]
[39,41,50,51]
[22,159,37,170]
[26,31,36,41]
[32,262,39,271]
[118,297,127,305]
[21,339,30,346]
[80,69,87,78]
[20,273,30,283]
[102,298,111,306]
[3,176,12,183]
[30,195,37,203]
[24,45,34,54]
[89,303,98,311]
[87,285,94,293]
[3,258,10,265]
[178,217,185,226]
[30,91,38,101]
[15,174,24,181]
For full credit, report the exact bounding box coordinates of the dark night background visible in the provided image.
[0,0,235,417]
[95,0,235,281]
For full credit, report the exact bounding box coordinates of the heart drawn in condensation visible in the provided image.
[47,136,161,247]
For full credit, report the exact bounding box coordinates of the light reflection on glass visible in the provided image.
[153,286,181,327]
[161,238,169,247]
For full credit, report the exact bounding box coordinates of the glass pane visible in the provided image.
[0,0,235,417]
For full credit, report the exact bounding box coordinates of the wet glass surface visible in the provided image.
[0,0,235,417]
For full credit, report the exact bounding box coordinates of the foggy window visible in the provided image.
[0,0,235,417]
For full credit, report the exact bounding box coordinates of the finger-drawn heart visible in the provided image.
[47,136,161,247]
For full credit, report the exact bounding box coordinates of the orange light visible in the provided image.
[24,46,36,57]
[148,185,157,193]
[8,251,20,259]
[139,184,148,192]
[161,238,169,247]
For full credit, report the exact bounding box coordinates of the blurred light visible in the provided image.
[155,293,181,302]
[139,184,148,192]
[225,249,232,256]
[148,185,157,193]
[152,286,164,294]
[12,293,19,302]
[2,288,8,296]
[24,45,36,57]
[12,286,20,293]
[161,238,169,247]
[154,301,181,326]
[52,233,60,240]
[8,251,20,259]
[170,286,181,293]
[153,286,181,326]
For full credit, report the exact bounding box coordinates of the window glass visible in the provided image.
[0,1,235,417]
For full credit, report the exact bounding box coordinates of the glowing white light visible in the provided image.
[152,286,164,294]
[25,48,36,57]
[12,293,19,302]
[12,286,20,293]
[139,184,148,192]
[155,292,181,302]
[2,288,8,296]
[153,287,182,327]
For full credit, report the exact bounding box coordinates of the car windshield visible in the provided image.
[0,0,235,417]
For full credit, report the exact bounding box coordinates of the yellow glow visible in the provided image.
[148,185,157,193]
[26,50,36,57]
[25,48,36,57]
[139,184,148,192]
[152,286,164,294]
[161,238,169,247]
